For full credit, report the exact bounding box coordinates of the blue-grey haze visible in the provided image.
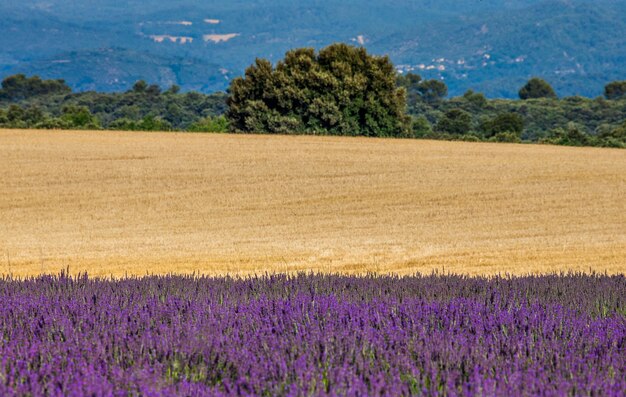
[1,0,625,97]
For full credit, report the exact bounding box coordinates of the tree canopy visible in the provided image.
[482,113,524,138]
[226,44,410,136]
[605,81,626,100]
[0,74,71,101]
[435,109,472,136]
[519,78,557,100]
[397,73,448,105]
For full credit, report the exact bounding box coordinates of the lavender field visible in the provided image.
[0,272,624,396]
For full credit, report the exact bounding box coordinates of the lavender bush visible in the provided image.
[0,272,624,396]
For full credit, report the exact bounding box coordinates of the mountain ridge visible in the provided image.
[1,0,624,97]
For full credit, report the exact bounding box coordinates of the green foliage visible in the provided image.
[611,121,626,141]
[166,85,181,95]
[60,105,101,129]
[34,117,71,130]
[398,73,448,105]
[227,44,410,137]
[110,116,172,131]
[2,72,626,149]
[1,105,45,127]
[540,123,590,147]
[596,121,626,148]
[2,105,27,128]
[410,116,432,138]
[187,116,229,133]
[0,75,227,131]
[418,79,448,104]
[131,81,161,96]
[405,76,626,148]
[0,74,71,101]
[397,73,422,104]
[604,81,626,100]
[0,103,100,130]
[519,78,557,100]
[462,90,487,110]
[490,132,522,143]
[435,109,472,135]
[482,113,524,138]
[132,80,149,93]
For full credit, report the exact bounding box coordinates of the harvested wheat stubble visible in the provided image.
[0,129,625,277]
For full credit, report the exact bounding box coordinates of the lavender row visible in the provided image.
[0,272,624,396]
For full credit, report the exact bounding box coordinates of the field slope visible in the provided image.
[1,129,624,277]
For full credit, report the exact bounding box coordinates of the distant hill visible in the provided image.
[1,0,625,97]
[375,0,626,97]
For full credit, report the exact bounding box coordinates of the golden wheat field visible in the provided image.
[1,128,625,277]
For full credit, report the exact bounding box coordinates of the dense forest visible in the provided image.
[2,47,626,148]
[0,75,228,132]
[401,77,626,147]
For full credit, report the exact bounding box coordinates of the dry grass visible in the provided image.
[1,129,625,277]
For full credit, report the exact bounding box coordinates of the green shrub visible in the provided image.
[599,121,626,141]
[457,134,482,142]
[435,109,472,135]
[187,115,229,133]
[490,131,522,143]
[110,115,171,131]
[34,117,71,130]
[541,123,590,146]
[409,116,432,138]
[482,113,524,138]
[61,105,101,129]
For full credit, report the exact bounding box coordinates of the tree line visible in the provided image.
[0,75,228,132]
[1,44,626,148]
[401,76,626,147]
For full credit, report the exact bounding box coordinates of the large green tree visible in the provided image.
[226,44,410,136]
